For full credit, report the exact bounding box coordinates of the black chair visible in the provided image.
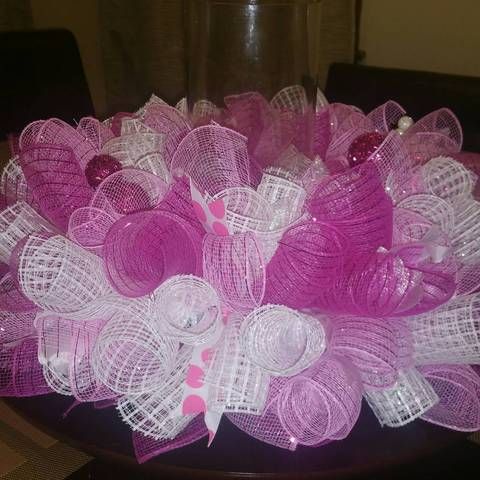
[325,63,480,152]
[0,29,94,141]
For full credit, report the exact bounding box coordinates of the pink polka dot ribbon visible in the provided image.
[190,179,230,236]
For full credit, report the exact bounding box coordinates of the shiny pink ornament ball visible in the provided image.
[85,154,122,188]
[347,131,385,167]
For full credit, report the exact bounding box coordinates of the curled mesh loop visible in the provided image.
[67,206,116,255]
[18,234,111,314]
[153,275,221,345]
[103,210,201,297]
[171,125,251,196]
[365,367,439,427]
[264,220,347,309]
[420,364,480,431]
[406,293,480,364]
[92,303,178,395]
[20,145,93,232]
[330,317,402,389]
[116,346,194,439]
[205,315,270,414]
[203,232,265,311]
[241,305,326,376]
[91,168,168,218]
[0,201,53,263]
[422,156,474,203]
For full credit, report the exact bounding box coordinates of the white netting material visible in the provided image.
[364,367,439,427]
[211,187,274,234]
[452,199,480,265]
[153,275,221,345]
[205,315,270,414]
[0,201,53,263]
[135,152,171,184]
[203,232,266,311]
[92,300,178,395]
[17,234,111,314]
[406,293,480,364]
[101,133,165,167]
[270,85,308,113]
[67,206,116,254]
[37,313,76,395]
[0,155,28,205]
[257,171,306,229]
[397,194,455,234]
[117,346,194,440]
[422,156,475,204]
[241,305,326,377]
[91,168,168,218]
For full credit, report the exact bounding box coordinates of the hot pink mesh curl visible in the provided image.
[0,338,51,397]
[20,145,93,232]
[263,221,347,309]
[307,163,393,253]
[133,415,208,464]
[103,210,202,297]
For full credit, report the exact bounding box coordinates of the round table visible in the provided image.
[5,394,468,479]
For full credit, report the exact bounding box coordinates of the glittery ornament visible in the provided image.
[85,154,122,188]
[347,132,385,167]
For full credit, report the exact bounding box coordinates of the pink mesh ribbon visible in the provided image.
[419,364,480,431]
[77,117,114,152]
[0,272,37,345]
[228,356,362,450]
[307,163,393,253]
[133,415,208,463]
[330,317,409,389]
[20,145,93,232]
[103,210,202,297]
[0,338,51,397]
[263,220,347,309]
[19,118,96,169]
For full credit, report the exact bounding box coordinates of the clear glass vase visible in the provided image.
[185,0,321,109]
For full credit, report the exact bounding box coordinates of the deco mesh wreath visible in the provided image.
[1,86,480,463]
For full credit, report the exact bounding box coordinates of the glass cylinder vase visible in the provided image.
[185,0,321,109]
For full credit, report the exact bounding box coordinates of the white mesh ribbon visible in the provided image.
[212,187,273,234]
[153,275,222,345]
[37,312,112,401]
[17,234,111,314]
[270,85,308,114]
[452,199,480,265]
[204,315,270,414]
[241,305,326,377]
[1,156,28,205]
[117,346,195,440]
[91,168,168,219]
[92,300,178,395]
[257,170,306,230]
[397,194,455,235]
[0,202,53,263]
[101,133,164,167]
[422,156,475,204]
[364,367,439,427]
[406,293,480,364]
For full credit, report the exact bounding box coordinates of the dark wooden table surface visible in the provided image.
[5,394,471,480]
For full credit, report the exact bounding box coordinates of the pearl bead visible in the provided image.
[397,115,414,132]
